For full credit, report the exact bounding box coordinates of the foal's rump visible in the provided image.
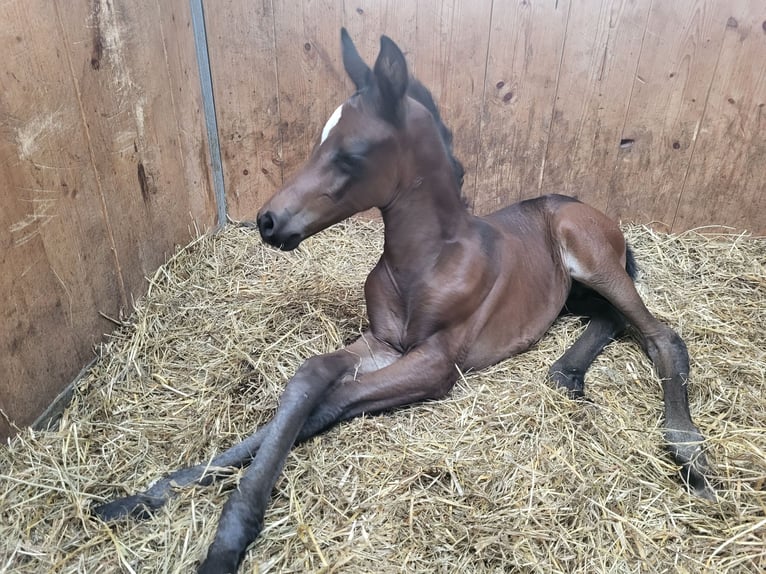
[485,192,637,327]
[495,194,629,263]
[543,194,638,314]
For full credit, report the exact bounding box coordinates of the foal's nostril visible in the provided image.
[257,209,302,250]
[258,211,275,237]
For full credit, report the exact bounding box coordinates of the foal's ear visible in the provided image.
[373,35,408,122]
[341,28,371,90]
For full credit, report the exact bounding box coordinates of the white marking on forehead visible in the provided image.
[320,104,344,144]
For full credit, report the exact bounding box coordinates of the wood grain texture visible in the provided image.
[605,0,732,230]
[206,0,764,234]
[343,0,417,75]
[412,0,493,209]
[474,0,569,213]
[56,0,216,296]
[273,0,346,181]
[0,0,215,439]
[540,0,653,213]
[0,0,118,439]
[205,0,282,220]
[672,0,766,233]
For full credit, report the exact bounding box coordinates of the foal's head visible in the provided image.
[257,29,463,251]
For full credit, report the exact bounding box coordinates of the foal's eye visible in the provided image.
[333,151,365,177]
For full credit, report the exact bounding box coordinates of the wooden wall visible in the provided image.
[209,0,766,234]
[1,0,764,440]
[0,0,216,440]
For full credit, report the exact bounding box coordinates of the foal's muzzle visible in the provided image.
[257,210,303,251]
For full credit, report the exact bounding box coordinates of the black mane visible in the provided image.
[406,78,467,201]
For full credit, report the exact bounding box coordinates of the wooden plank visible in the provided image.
[209,0,420,218]
[55,0,216,299]
[0,0,215,439]
[539,0,653,214]
[473,0,570,213]
[159,0,219,224]
[604,0,733,230]
[413,0,494,210]
[672,0,766,234]
[205,0,281,220]
[343,0,417,77]
[210,1,490,215]
[272,0,347,181]
[0,1,120,439]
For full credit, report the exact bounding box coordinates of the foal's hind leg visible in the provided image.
[557,214,714,499]
[549,285,628,398]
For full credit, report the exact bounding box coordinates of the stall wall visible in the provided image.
[2,0,765,440]
[207,0,765,234]
[0,0,216,440]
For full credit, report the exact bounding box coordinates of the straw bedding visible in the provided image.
[1,218,764,573]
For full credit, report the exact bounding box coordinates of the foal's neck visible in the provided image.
[380,129,472,282]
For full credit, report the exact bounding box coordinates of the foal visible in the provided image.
[95,29,713,573]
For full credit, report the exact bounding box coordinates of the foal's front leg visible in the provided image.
[94,334,396,523]
[198,335,457,574]
[93,423,274,520]
[195,345,366,573]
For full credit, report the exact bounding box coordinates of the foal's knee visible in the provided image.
[294,352,354,382]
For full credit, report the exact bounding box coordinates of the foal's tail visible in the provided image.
[625,245,638,281]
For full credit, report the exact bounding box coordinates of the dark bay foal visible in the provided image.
[95,29,713,573]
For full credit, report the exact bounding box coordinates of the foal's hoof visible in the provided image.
[548,366,586,399]
[92,493,164,521]
[665,429,716,501]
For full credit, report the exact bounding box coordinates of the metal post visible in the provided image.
[190,0,227,227]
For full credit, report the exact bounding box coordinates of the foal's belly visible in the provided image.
[462,236,571,371]
[464,298,565,371]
